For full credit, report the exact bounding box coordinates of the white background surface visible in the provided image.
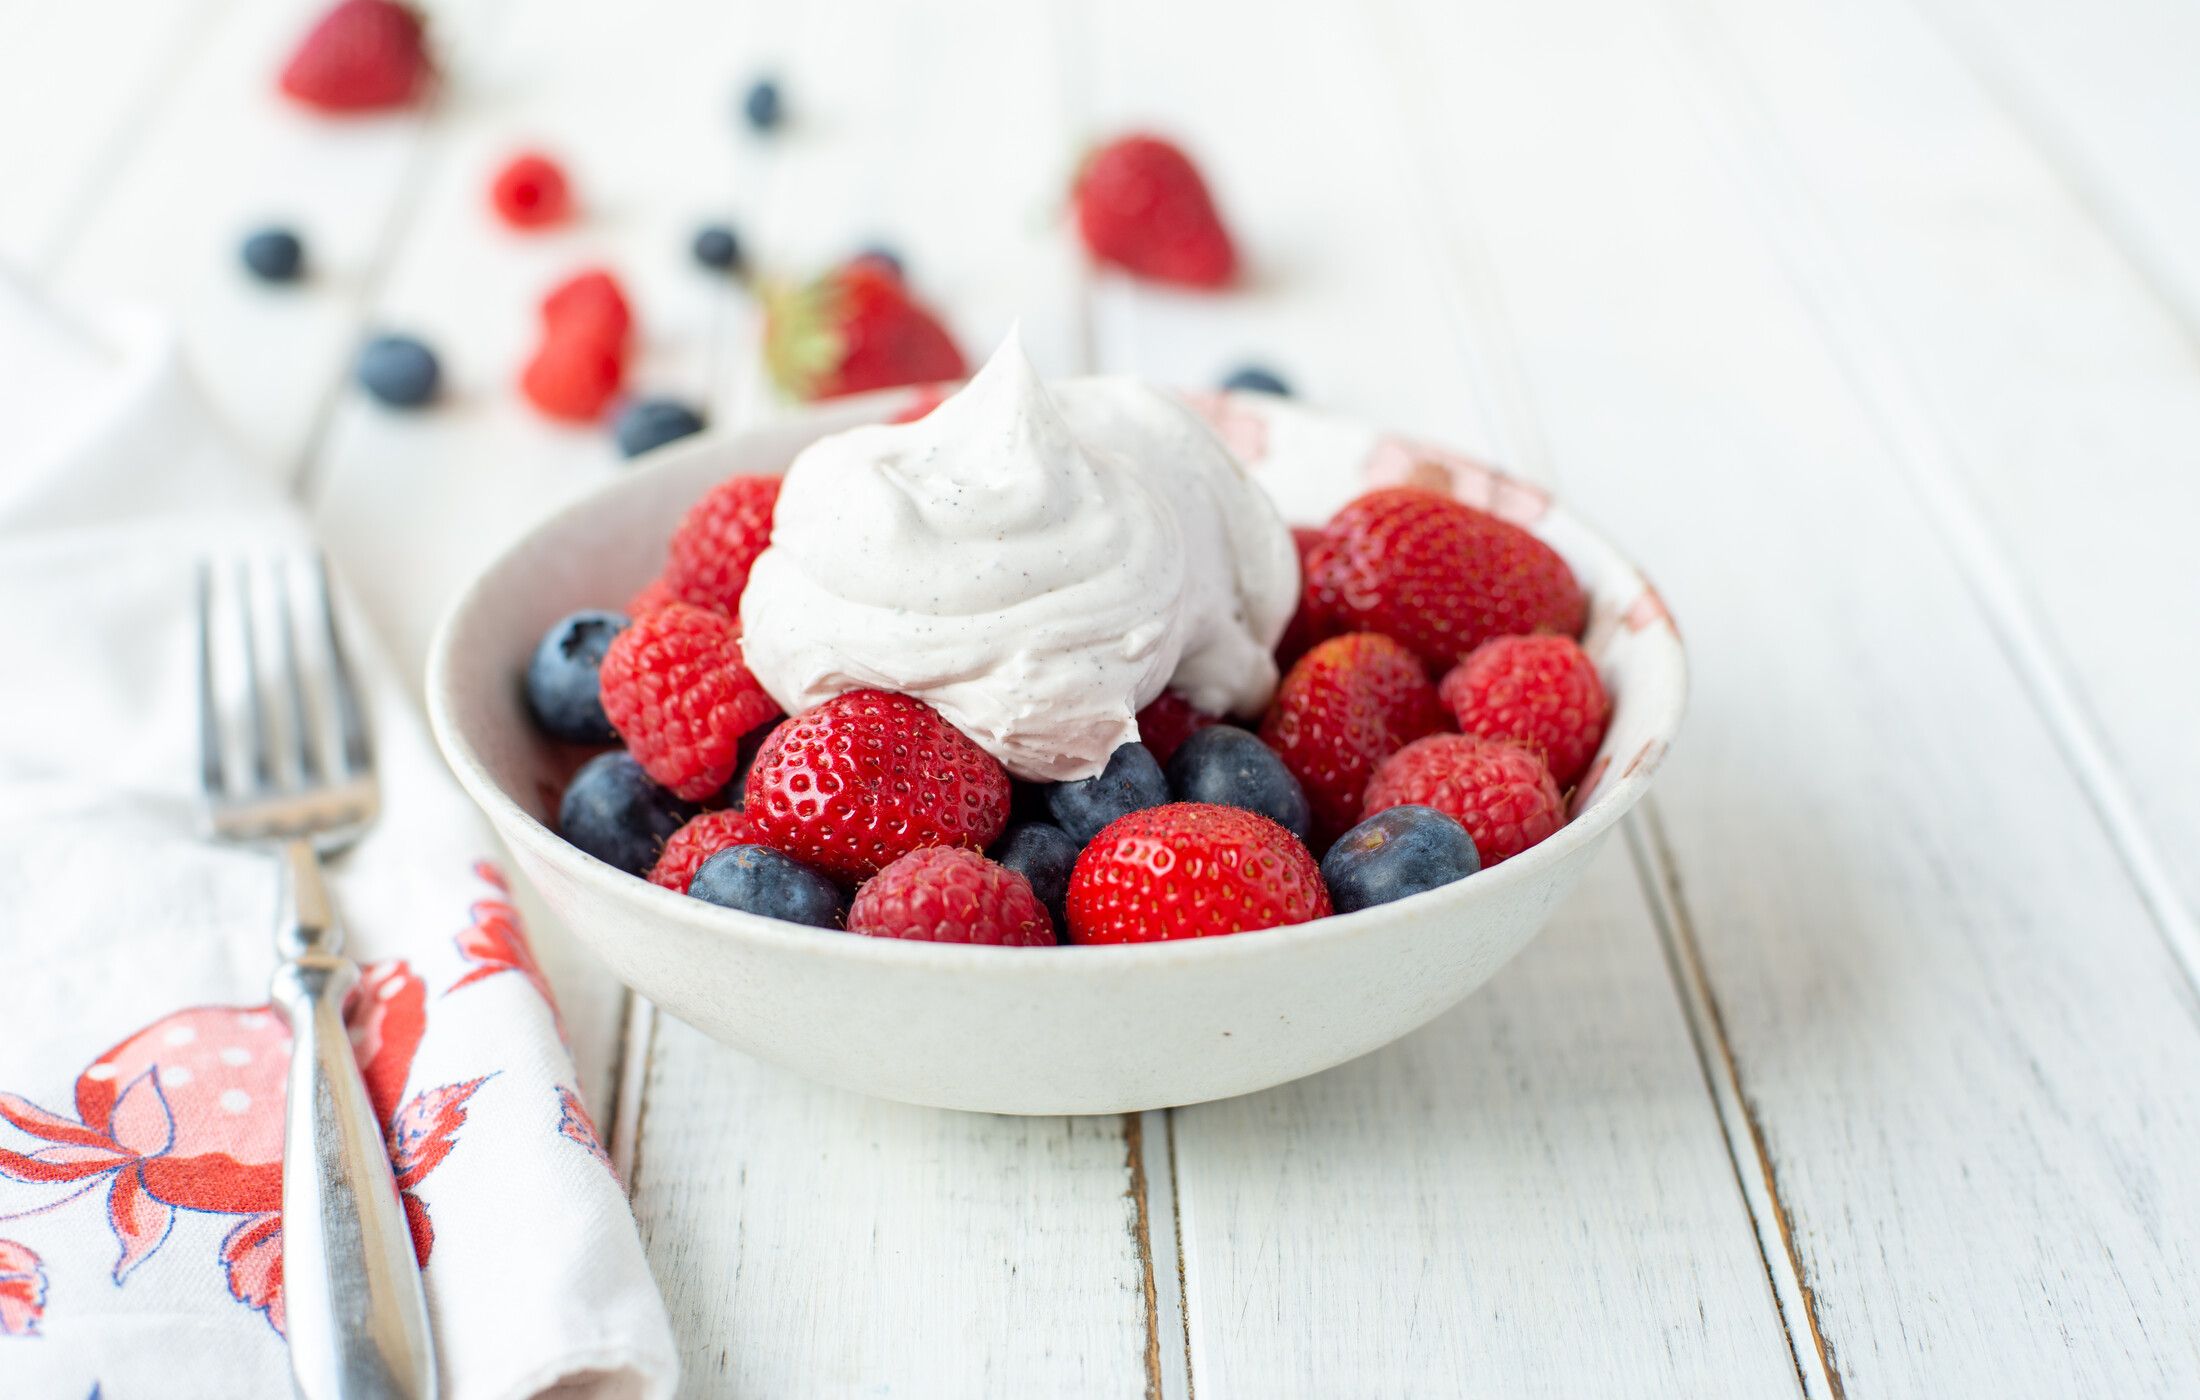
[7,0,2200,1394]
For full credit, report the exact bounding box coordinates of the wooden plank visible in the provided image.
[1077,0,1806,1393]
[41,0,500,475]
[0,0,225,266]
[1374,0,2200,1392]
[1911,0,2200,337]
[632,1019,1150,1398]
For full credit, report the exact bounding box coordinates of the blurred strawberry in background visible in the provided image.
[277,0,433,113]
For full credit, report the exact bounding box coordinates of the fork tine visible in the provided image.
[235,559,276,791]
[195,560,226,798]
[315,553,374,777]
[271,557,324,786]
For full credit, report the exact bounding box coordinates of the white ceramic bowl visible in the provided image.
[426,387,1686,1114]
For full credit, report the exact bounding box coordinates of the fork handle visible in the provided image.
[270,843,438,1400]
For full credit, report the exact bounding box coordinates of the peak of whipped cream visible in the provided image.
[737,329,1299,782]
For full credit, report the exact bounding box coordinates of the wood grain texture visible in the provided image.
[1375,0,2200,1391]
[1076,2,1803,1395]
[629,1017,1152,1398]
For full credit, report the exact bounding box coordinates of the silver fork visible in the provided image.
[196,556,438,1400]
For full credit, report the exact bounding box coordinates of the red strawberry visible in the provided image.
[1074,135,1238,289]
[277,0,431,113]
[649,808,766,893]
[1275,525,1331,669]
[540,268,632,346]
[1305,488,1586,672]
[744,691,1011,883]
[520,334,624,422]
[762,262,966,401]
[664,474,780,614]
[491,152,572,230]
[599,603,778,800]
[1259,633,1448,846]
[847,847,1054,946]
[1439,634,1609,786]
[1065,803,1329,944]
[1135,690,1220,767]
[1362,735,1565,865]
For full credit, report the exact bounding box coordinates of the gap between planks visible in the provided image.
[1629,812,1844,1400]
[1648,0,2200,1006]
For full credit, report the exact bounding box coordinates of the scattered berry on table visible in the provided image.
[1065,803,1329,944]
[1164,725,1311,842]
[649,807,767,893]
[744,690,1012,883]
[691,223,744,274]
[1439,633,1609,786]
[1074,134,1238,289]
[849,243,903,280]
[1221,364,1289,396]
[521,334,624,422]
[240,227,305,283]
[763,260,966,401]
[848,846,1055,946]
[598,602,778,800]
[491,152,572,230]
[690,845,843,928]
[1274,525,1331,671]
[741,77,784,132]
[663,473,780,613]
[540,268,633,345]
[1320,805,1480,914]
[277,0,431,113]
[1260,633,1448,847]
[614,398,707,459]
[558,751,701,877]
[991,821,1081,932]
[1304,487,1586,671]
[1135,690,1219,767]
[1045,741,1170,846]
[1363,734,1564,865]
[524,609,628,744]
[355,333,440,407]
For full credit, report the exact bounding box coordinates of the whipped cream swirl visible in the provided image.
[738,330,1298,781]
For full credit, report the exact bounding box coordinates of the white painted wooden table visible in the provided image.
[12,0,2200,1393]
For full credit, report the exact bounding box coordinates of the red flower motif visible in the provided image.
[1623,582,1675,635]
[0,956,481,1335]
[0,1239,46,1336]
[451,864,564,1041]
[1362,435,1550,525]
[556,1086,613,1176]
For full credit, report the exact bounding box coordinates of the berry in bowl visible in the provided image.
[426,333,1685,1114]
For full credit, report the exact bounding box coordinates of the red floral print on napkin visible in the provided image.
[0,1239,45,1336]
[0,957,485,1336]
[556,1086,614,1176]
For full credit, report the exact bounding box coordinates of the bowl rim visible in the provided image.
[425,389,1688,974]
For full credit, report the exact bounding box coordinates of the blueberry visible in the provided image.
[1165,726,1310,841]
[1221,364,1291,397]
[525,610,628,743]
[356,334,440,408]
[742,78,784,132]
[1320,805,1480,914]
[1045,742,1169,845]
[613,398,707,459]
[993,822,1080,933]
[692,223,744,273]
[850,242,903,280]
[240,227,304,283]
[690,845,844,928]
[558,751,701,877]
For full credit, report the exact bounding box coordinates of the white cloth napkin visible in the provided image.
[0,272,679,1399]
